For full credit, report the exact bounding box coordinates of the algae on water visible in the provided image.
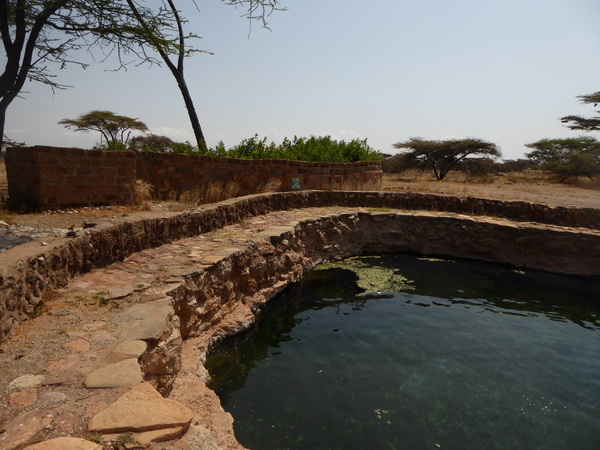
[316,256,415,294]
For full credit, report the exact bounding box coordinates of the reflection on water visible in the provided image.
[206,254,600,450]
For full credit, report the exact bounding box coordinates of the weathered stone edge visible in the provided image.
[1,190,599,343]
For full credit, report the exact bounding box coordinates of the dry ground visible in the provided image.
[1,157,599,230]
[382,170,600,209]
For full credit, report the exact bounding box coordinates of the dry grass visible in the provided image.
[258,178,283,194]
[178,180,242,206]
[177,177,281,206]
[382,170,600,208]
[331,177,381,191]
[134,180,154,210]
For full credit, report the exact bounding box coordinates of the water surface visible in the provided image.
[206,255,600,449]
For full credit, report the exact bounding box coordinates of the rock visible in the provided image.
[23,437,102,449]
[104,353,132,364]
[7,374,44,392]
[137,425,187,444]
[115,303,173,341]
[108,285,135,299]
[114,340,147,358]
[87,330,113,345]
[85,401,107,419]
[83,322,106,331]
[45,358,77,372]
[88,382,193,434]
[42,374,76,386]
[38,391,68,404]
[0,404,9,423]
[63,338,90,353]
[0,410,54,449]
[56,410,78,432]
[9,388,38,407]
[84,358,143,389]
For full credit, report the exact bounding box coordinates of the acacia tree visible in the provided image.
[129,134,176,152]
[392,137,501,180]
[59,110,148,147]
[525,137,600,182]
[561,91,600,132]
[0,0,286,153]
[0,0,181,153]
[125,0,284,150]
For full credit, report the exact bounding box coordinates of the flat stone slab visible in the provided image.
[137,425,187,444]
[84,358,143,388]
[7,374,44,392]
[108,284,135,299]
[88,382,193,434]
[0,410,54,449]
[113,340,147,357]
[9,388,37,406]
[258,225,296,239]
[24,437,102,449]
[115,302,173,341]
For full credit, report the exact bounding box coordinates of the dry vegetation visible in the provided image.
[383,169,600,209]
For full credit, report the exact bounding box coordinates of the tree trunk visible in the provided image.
[168,66,206,150]
[125,0,206,151]
[0,104,6,154]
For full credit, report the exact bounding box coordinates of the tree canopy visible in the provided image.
[59,110,148,147]
[525,136,600,182]
[0,1,286,152]
[392,137,501,180]
[0,0,181,151]
[560,91,600,132]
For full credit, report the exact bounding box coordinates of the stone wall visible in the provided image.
[5,146,383,209]
[6,146,136,209]
[135,151,382,197]
[1,190,599,344]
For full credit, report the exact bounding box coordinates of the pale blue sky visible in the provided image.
[5,0,600,159]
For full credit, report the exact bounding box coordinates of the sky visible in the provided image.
[4,0,600,160]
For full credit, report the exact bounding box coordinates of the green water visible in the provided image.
[206,255,600,450]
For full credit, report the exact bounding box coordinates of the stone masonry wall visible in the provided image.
[6,146,136,209]
[5,146,383,209]
[135,151,383,197]
[1,190,599,344]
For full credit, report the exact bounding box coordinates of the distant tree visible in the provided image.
[496,159,535,173]
[525,136,600,182]
[129,134,176,152]
[0,1,287,153]
[560,91,600,132]
[381,153,414,173]
[0,1,184,153]
[126,1,285,151]
[457,157,497,177]
[392,138,501,180]
[59,110,148,147]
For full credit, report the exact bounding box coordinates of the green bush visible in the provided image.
[208,135,382,163]
[94,140,127,151]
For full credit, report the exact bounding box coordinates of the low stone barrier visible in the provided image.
[1,205,599,448]
[1,191,599,344]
